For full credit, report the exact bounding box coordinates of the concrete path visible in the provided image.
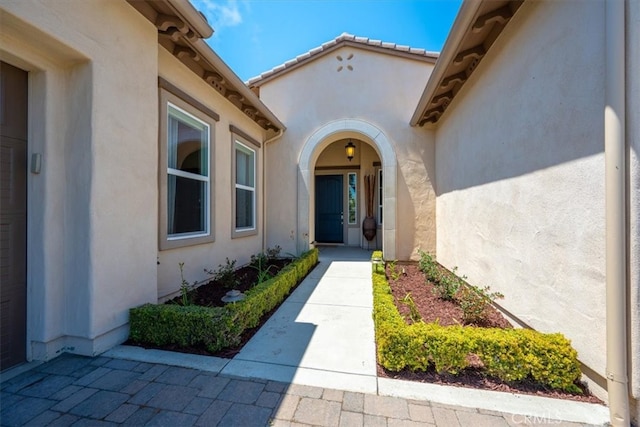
[222,246,377,392]
[0,247,610,426]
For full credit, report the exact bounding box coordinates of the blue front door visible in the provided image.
[315,175,343,243]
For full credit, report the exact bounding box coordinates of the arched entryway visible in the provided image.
[298,119,397,259]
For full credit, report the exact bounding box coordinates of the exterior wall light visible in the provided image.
[345,140,355,161]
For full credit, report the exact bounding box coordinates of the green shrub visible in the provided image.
[417,249,463,301]
[205,258,239,290]
[130,248,319,353]
[372,252,582,393]
[457,284,504,325]
[128,304,242,352]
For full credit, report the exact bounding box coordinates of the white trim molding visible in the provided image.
[298,119,397,259]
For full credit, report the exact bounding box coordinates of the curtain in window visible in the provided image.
[167,113,179,234]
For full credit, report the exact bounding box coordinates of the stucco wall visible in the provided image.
[1,0,159,357]
[628,0,640,420]
[259,46,436,259]
[157,47,267,299]
[435,0,608,384]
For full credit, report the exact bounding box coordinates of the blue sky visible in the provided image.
[191,0,463,82]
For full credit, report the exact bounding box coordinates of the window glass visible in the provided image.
[236,145,254,186]
[348,172,357,224]
[168,108,208,175]
[235,141,255,231]
[167,175,207,234]
[378,169,383,225]
[167,104,210,238]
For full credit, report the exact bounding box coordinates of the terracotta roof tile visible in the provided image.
[247,32,438,85]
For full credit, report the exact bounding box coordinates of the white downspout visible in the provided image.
[262,129,284,251]
[605,0,630,425]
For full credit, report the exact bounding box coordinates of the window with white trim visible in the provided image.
[378,169,383,225]
[167,103,210,236]
[159,88,216,250]
[235,141,256,232]
[348,172,357,224]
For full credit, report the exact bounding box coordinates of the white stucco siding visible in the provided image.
[0,18,85,355]
[435,0,607,376]
[259,46,436,259]
[157,47,266,299]
[1,0,160,356]
[89,3,159,344]
[628,0,640,418]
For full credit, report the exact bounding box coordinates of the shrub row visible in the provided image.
[371,251,582,393]
[129,248,319,353]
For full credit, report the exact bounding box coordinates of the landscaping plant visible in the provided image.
[417,249,464,300]
[457,284,504,325]
[178,262,194,306]
[205,257,239,290]
[130,249,319,354]
[372,251,583,393]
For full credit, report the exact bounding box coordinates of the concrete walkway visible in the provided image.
[0,247,610,426]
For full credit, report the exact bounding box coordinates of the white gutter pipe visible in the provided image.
[604,0,630,425]
[262,129,284,252]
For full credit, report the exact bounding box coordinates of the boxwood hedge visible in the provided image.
[371,251,582,393]
[129,248,319,353]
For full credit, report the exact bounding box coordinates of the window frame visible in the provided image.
[158,88,216,250]
[347,172,357,225]
[232,135,259,238]
[378,168,383,226]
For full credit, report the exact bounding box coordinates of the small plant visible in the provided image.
[457,284,504,325]
[205,258,239,290]
[251,245,283,270]
[417,249,463,301]
[401,293,423,323]
[417,249,439,280]
[178,262,194,306]
[250,255,276,285]
[265,245,282,261]
[388,260,401,281]
[250,252,268,269]
[432,266,465,301]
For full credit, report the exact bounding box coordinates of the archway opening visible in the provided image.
[298,119,397,259]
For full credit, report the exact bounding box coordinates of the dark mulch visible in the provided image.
[169,259,291,308]
[380,262,604,405]
[388,263,511,328]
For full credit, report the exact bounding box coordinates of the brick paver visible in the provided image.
[0,354,603,427]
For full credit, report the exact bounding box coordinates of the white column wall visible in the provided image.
[1,0,159,358]
[627,0,640,421]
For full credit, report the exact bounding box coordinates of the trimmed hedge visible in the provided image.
[129,248,319,353]
[371,250,582,393]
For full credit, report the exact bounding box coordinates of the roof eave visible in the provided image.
[165,0,214,39]
[409,0,482,127]
[190,38,286,131]
[128,0,285,133]
[126,0,213,39]
[410,0,525,128]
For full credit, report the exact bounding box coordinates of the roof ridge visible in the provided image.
[247,33,439,85]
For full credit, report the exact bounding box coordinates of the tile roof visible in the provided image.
[247,32,439,85]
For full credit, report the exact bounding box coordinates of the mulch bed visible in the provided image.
[380,262,604,405]
[169,259,291,308]
[126,258,299,359]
